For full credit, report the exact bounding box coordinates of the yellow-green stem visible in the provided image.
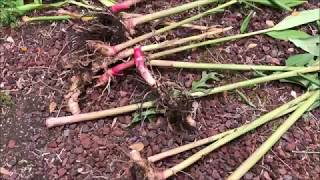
[149,28,271,59]
[190,66,319,97]
[227,90,320,180]
[160,91,314,179]
[115,0,237,52]
[132,0,219,25]
[149,60,302,71]
[148,103,300,163]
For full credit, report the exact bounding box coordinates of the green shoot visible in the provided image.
[240,10,254,33]
[191,71,221,92]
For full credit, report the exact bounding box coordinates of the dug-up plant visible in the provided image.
[87,0,305,57]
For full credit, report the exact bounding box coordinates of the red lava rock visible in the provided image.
[278,168,287,175]
[47,141,58,148]
[57,168,67,177]
[79,134,91,149]
[92,135,106,146]
[73,147,84,154]
[102,127,110,135]
[7,140,16,148]
[263,171,272,180]
[111,128,125,137]
[119,90,128,97]
[285,143,296,152]
[119,97,129,106]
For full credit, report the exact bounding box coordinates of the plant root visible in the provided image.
[129,150,162,180]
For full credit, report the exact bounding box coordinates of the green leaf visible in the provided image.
[266,30,311,41]
[240,11,254,33]
[270,0,292,11]
[289,36,320,56]
[246,0,306,8]
[130,109,162,125]
[272,8,320,31]
[191,71,221,92]
[286,53,315,66]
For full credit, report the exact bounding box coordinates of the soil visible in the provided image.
[1,1,320,180]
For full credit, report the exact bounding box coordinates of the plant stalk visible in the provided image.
[47,66,318,127]
[100,0,237,56]
[159,91,314,179]
[149,60,302,71]
[125,0,219,29]
[149,28,272,59]
[22,15,72,22]
[115,27,232,59]
[190,66,320,97]
[46,101,154,128]
[148,103,300,163]
[227,90,320,180]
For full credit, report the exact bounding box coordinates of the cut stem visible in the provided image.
[158,91,314,179]
[46,101,154,128]
[96,0,237,56]
[227,90,320,180]
[190,66,320,97]
[22,15,72,22]
[148,103,300,163]
[115,27,232,59]
[111,0,144,13]
[47,66,318,127]
[149,28,272,59]
[124,0,219,30]
[149,60,302,71]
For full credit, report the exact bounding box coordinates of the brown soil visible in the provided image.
[1,1,319,180]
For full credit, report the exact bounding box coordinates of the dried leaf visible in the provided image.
[247,43,257,49]
[129,142,145,152]
[66,90,81,115]
[49,101,57,113]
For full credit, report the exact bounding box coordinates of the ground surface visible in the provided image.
[1,1,320,180]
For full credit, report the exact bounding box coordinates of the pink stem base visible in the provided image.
[134,47,157,87]
[111,0,143,13]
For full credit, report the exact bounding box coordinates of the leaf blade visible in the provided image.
[266,30,311,41]
[272,9,320,31]
[289,36,320,56]
[240,11,254,33]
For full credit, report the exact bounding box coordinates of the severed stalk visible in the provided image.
[115,27,232,59]
[111,0,144,13]
[148,103,300,163]
[46,66,318,128]
[157,91,314,179]
[149,60,302,71]
[148,8,320,59]
[87,0,237,57]
[46,101,154,128]
[189,66,320,97]
[123,0,219,32]
[227,90,320,180]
